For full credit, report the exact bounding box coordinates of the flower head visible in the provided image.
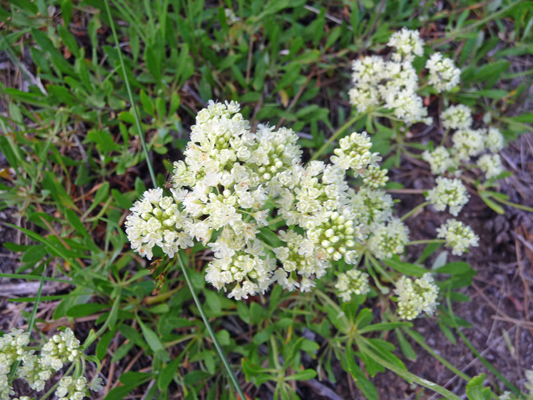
[396,273,439,320]
[426,177,469,216]
[478,154,504,179]
[336,269,370,302]
[367,218,409,260]
[426,53,460,92]
[55,376,88,400]
[41,328,81,371]
[441,105,472,130]
[388,28,424,62]
[422,146,456,175]
[452,128,485,160]
[437,219,479,255]
[485,127,505,153]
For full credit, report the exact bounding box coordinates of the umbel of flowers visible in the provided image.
[126,99,479,321]
[0,328,102,400]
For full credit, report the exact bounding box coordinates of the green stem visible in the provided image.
[104,0,157,188]
[28,266,46,334]
[356,337,463,400]
[177,254,246,399]
[309,114,365,162]
[400,201,430,221]
[40,363,76,400]
[267,215,285,226]
[493,197,533,213]
[445,293,521,396]
[407,239,445,246]
[402,328,470,381]
[9,265,47,379]
[431,2,520,47]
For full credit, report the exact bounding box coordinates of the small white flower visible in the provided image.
[367,218,409,260]
[395,273,439,320]
[422,146,456,175]
[388,28,424,62]
[478,154,504,179]
[437,219,479,255]
[441,105,472,130]
[426,177,469,216]
[335,269,370,302]
[485,127,505,153]
[426,53,461,92]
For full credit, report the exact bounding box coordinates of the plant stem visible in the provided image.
[400,201,430,221]
[431,2,520,47]
[493,196,533,213]
[40,363,75,400]
[356,337,463,400]
[177,254,246,399]
[402,328,470,381]
[407,239,445,246]
[267,215,285,226]
[445,292,522,396]
[309,113,365,162]
[104,0,157,188]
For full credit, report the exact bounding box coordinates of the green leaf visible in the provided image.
[284,369,317,381]
[120,372,153,385]
[65,209,91,240]
[87,130,121,153]
[359,322,412,334]
[158,356,182,389]
[61,0,73,25]
[66,303,109,318]
[138,319,170,362]
[434,262,471,275]
[345,347,378,400]
[97,329,116,361]
[383,258,427,277]
[396,329,417,361]
[86,182,110,215]
[276,63,301,92]
[42,172,78,210]
[58,24,80,58]
[119,325,148,349]
[466,374,489,400]
[21,244,47,265]
[140,90,155,117]
[204,290,221,314]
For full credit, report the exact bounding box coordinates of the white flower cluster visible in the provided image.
[425,53,461,93]
[477,154,504,179]
[367,218,410,260]
[423,103,506,182]
[349,29,461,126]
[56,376,88,400]
[422,146,455,175]
[441,104,472,130]
[437,219,479,255]
[0,328,100,400]
[335,269,370,302]
[126,101,405,299]
[388,28,424,62]
[41,328,81,371]
[0,329,29,400]
[395,273,439,320]
[426,177,469,216]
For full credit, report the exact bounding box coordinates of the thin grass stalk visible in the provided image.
[104,0,157,187]
[177,254,246,399]
[104,2,245,395]
[446,291,522,396]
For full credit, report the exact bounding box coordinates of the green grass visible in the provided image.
[0,0,532,399]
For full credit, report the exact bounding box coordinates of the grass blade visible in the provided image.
[177,253,246,399]
[104,0,157,187]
